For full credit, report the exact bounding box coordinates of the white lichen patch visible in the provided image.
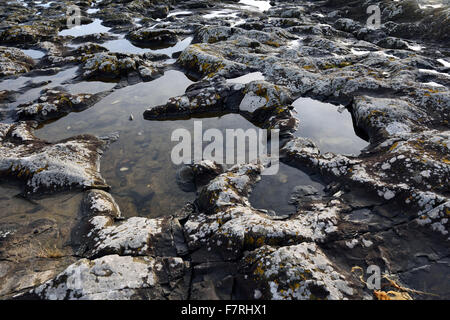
[30,255,186,300]
[282,132,449,239]
[416,199,450,238]
[16,89,95,122]
[186,162,341,255]
[0,122,111,195]
[84,189,122,218]
[81,51,162,81]
[247,243,353,300]
[87,217,163,256]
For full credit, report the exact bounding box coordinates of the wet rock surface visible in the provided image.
[79,51,166,83]
[0,0,449,300]
[23,254,190,300]
[16,88,110,123]
[127,28,179,47]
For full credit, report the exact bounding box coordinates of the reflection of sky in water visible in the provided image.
[22,49,45,59]
[167,10,192,17]
[239,0,272,12]
[33,71,257,218]
[35,70,317,218]
[226,72,265,84]
[4,70,368,218]
[103,36,193,56]
[64,81,116,95]
[293,97,368,155]
[204,10,240,19]
[58,14,194,58]
[0,67,118,121]
[437,58,450,68]
[36,71,195,217]
[37,70,192,140]
[58,19,110,37]
[149,36,193,56]
[0,67,79,112]
[102,37,152,55]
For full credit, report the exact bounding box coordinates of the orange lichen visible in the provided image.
[374,290,412,300]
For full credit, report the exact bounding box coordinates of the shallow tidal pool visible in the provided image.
[293,97,369,155]
[35,70,289,217]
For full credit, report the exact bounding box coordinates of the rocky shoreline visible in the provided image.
[0,0,449,300]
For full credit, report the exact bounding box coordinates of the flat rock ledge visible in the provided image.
[0,122,115,196]
[16,88,109,123]
[20,189,190,300]
[23,254,189,300]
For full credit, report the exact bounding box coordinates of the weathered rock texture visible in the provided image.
[0,122,114,196]
[0,0,449,301]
